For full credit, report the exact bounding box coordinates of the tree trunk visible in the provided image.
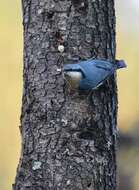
[14,0,117,189]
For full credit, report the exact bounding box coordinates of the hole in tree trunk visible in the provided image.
[51,100,54,104]
[47,11,55,19]
[87,182,91,187]
[55,31,61,39]
[71,0,88,12]
[78,131,94,140]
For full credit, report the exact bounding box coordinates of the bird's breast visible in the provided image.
[64,71,82,89]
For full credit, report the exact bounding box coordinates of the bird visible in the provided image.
[64,59,126,90]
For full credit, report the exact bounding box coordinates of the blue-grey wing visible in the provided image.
[79,60,116,90]
[80,59,115,79]
[79,59,115,73]
[79,71,113,90]
[79,79,97,90]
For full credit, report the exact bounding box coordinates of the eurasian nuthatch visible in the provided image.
[64,59,126,90]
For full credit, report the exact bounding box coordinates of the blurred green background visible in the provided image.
[0,0,139,189]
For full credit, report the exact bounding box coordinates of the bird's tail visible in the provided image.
[116,60,127,69]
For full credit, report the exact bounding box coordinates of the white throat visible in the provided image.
[66,71,82,81]
[65,71,82,89]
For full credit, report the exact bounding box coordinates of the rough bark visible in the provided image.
[14,0,117,189]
